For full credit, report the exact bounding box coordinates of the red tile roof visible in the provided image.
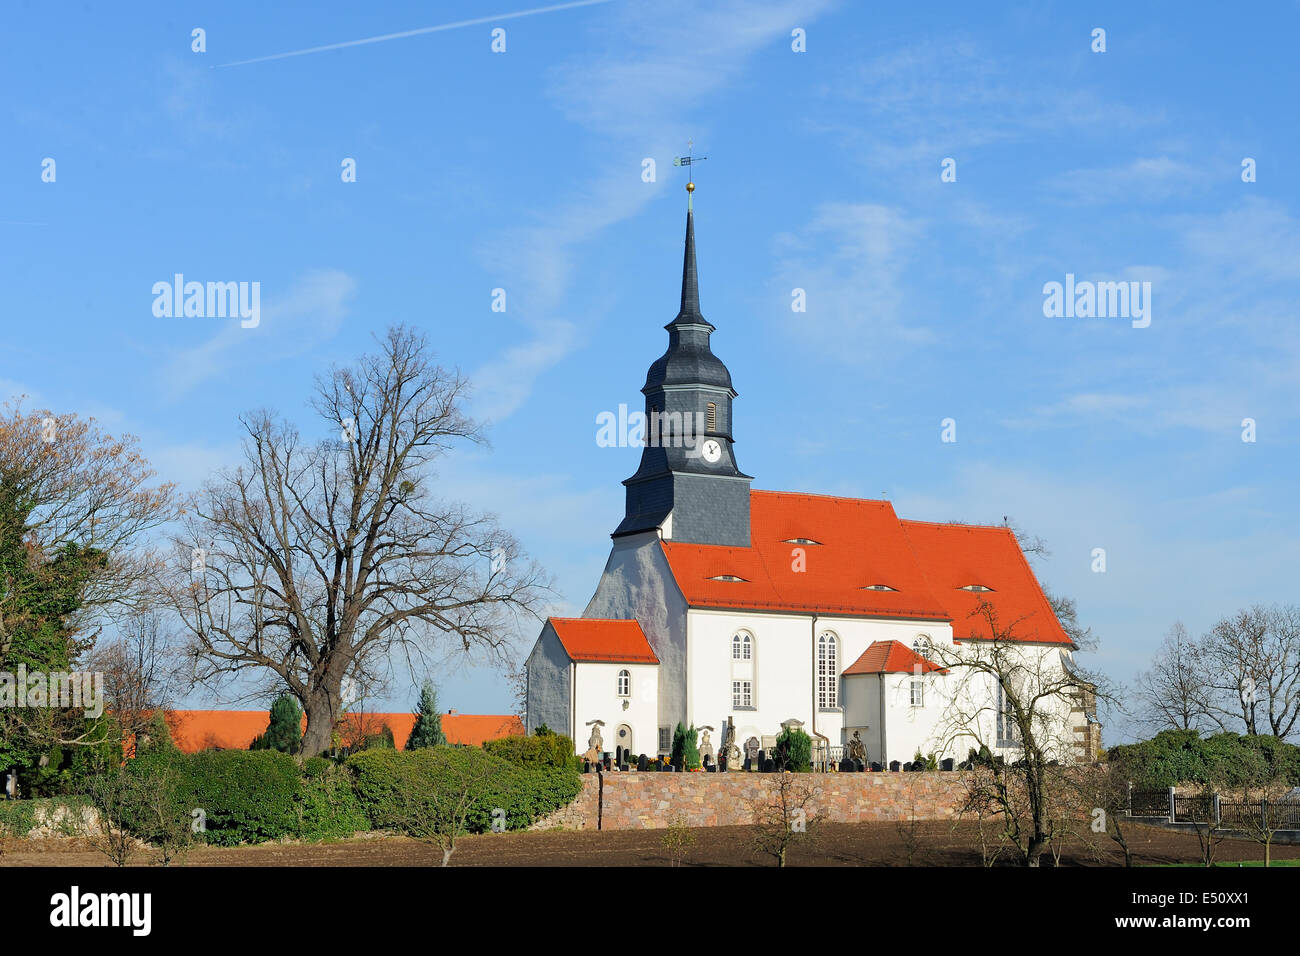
[844,640,949,675]
[661,491,950,620]
[657,490,1071,646]
[900,519,1071,645]
[165,710,523,753]
[549,617,660,663]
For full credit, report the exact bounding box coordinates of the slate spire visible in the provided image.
[614,179,752,546]
[677,207,702,321]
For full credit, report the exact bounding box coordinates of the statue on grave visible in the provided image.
[847,730,867,762]
[583,720,605,763]
[698,726,715,764]
[720,717,740,771]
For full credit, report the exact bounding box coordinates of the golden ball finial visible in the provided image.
[686,181,695,192]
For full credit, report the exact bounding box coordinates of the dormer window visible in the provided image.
[959,584,994,592]
[782,538,822,545]
[861,584,897,591]
[708,574,748,582]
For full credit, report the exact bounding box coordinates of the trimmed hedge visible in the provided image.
[1108,729,1300,790]
[482,733,577,769]
[347,746,581,835]
[296,762,370,841]
[129,749,300,847]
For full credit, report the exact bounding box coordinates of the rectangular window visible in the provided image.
[658,726,671,753]
[732,680,752,708]
[706,402,717,431]
[910,679,924,708]
[997,683,1021,747]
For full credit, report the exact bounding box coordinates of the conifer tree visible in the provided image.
[250,694,301,754]
[405,682,447,749]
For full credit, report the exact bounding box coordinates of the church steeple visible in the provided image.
[613,185,752,546]
[674,206,708,327]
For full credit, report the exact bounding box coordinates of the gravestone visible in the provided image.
[743,736,760,772]
[638,754,649,772]
[838,758,855,773]
[941,757,955,771]
[870,762,882,772]
[889,760,901,772]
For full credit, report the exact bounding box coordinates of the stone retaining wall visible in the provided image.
[531,771,971,830]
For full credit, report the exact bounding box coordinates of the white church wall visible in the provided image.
[686,610,961,751]
[572,660,659,760]
[687,608,812,750]
[525,623,572,738]
[582,533,689,742]
[921,642,1082,764]
[881,672,952,766]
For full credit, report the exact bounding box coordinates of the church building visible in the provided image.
[525,186,1097,768]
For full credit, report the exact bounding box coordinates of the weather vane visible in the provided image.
[673,139,707,209]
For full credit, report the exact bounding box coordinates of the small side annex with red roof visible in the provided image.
[525,617,660,760]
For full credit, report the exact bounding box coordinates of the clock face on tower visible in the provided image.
[700,439,722,463]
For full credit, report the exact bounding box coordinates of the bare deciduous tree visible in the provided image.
[1134,622,1214,733]
[161,327,550,755]
[927,599,1112,867]
[393,752,499,867]
[1195,605,1300,738]
[749,773,820,867]
[90,610,183,748]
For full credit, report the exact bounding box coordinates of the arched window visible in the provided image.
[912,634,931,656]
[617,669,630,697]
[732,632,752,660]
[817,631,838,708]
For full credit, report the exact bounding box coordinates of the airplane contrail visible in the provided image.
[215,0,615,68]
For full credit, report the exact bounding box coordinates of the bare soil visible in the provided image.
[4,821,1299,867]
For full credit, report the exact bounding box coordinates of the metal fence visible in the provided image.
[1173,794,1214,823]
[1129,789,1170,816]
[1130,785,1300,830]
[1219,799,1300,831]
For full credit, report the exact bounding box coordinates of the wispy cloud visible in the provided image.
[769,201,933,359]
[161,269,357,397]
[470,0,838,421]
[1051,156,1214,205]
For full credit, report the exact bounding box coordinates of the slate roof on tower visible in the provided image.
[658,490,1072,646]
[643,208,733,391]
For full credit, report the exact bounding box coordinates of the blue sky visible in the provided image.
[4,1,1298,741]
